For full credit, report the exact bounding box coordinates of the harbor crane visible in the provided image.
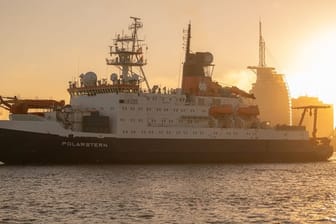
[292,105,331,139]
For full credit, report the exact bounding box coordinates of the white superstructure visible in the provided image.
[47,17,308,141]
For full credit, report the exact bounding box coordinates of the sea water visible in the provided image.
[1,156,336,223]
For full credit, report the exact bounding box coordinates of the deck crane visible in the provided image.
[0,96,65,114]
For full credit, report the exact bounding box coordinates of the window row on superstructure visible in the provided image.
[119,116,211,128]
[144,95,186,105]
[119,128,305,140]
[118,94,241,109]
[119,105,208,114]
[121,129,209,136]
[119,128,249,138]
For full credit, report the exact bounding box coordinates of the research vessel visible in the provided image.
[0,17,333,164]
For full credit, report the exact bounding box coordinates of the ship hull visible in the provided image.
[0,128,333,164]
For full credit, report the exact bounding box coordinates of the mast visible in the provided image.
[259,21,266,67]
[185,22,191,61]
[106,17,150,91]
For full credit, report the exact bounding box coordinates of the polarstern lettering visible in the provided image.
[61,141,108,148]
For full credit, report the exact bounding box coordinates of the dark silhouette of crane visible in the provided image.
[292,105,331,139]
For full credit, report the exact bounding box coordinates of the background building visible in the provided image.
[248,22,291,126]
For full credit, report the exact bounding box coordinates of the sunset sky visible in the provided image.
[1,0,336,126]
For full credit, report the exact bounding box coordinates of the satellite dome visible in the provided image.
[132,73,140,81]
[202,52,213,64]
[110,73,118,82]
[81,72,97,87]
[195,52,214,65]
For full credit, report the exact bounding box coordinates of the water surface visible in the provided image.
[1,156,336,223]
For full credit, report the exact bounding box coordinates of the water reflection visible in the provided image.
[0,158,336,223]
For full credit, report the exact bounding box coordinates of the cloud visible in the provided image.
[215,69,256,91]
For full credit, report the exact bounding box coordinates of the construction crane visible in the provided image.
[292,105,331,139]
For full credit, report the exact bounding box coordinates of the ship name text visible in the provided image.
[61,141,109,148]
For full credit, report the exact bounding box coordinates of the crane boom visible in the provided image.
[292,105,331,139]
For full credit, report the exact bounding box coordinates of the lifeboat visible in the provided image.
[209,104,233,117]
[237,105,260,116]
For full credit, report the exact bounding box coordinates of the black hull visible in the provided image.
[0,128,333,164]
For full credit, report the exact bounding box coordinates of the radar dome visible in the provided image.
[80,72,97,87]
[110,73,118,82]
[132,73,140,81]
[202,52,213,64]
[195,52,214,65]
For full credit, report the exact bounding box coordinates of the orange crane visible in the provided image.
[0,96,65,114]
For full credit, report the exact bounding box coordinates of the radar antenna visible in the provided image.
[106,17,150,91]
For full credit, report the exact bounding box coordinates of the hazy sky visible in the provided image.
[1,0,336,124]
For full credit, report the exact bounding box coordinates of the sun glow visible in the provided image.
[287,30,336,105]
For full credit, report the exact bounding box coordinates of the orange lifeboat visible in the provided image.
[237,105,260,116]
[209,105,233,117]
